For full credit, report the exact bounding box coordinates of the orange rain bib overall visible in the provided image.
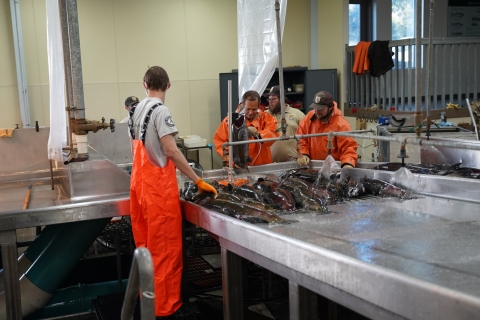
[129,105,183,316]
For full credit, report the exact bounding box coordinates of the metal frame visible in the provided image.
[345,37,480,111]
[121,248,155,320]
[9,0,31,128]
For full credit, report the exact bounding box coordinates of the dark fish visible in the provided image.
[232,184,264,203]
[232,114,251,170]
[207,199,288,224]
[243,198,277,212]
[347,180,365,198]
[372,162,458,175]
[262,188,296,211]
[280,178,330,204]
[193,193,215,207]
[292,170,320,183]
[252,178,278,193]
[361,177,411,199]
[216,193,243,202]
[328,177,350,201]
[282,185,328,213]
[183,182,198,200]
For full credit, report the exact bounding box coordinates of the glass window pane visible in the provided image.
[392,0,415,40]
[349,4,360,45]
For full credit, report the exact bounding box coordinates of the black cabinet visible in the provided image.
[219,67,338,120]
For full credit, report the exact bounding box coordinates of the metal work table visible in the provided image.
[2,158,480,319]
[181,163,480,320]
[0,147,130,319]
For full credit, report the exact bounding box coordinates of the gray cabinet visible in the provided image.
[219,68,338,119]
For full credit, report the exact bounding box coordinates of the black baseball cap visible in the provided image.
[263,85,280,97]
[125,96,139,107]
[309,91,333,110]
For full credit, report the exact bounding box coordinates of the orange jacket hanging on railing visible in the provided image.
[352,41,371,75]
[214,112,279,166]
[297,102,358,167]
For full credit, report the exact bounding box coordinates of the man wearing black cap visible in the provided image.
[265,85,305,162]
[119,96,140,123]
[296,91,358,168]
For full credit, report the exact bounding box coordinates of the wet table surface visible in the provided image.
[0,176,68,212]
[261,195,480,298]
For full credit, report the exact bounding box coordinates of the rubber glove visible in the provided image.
[195,178,218,194]
[248,126,260,138]
[342,164,354,169]
[297,155,310,167]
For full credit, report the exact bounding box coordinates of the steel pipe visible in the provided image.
[222,129,375,147]
[274,0,286,136]
[333,131,480,151]
[425,0,435,139]
[466,99,479,140]
[64,0,85,121]
[223,128,480,153]
[227,80,234,182]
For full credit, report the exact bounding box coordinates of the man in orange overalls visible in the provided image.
[296,91,358,168]
[128,66,216,318]
[213,90,279,166]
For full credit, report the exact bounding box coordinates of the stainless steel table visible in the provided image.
[181,163,480,320]
[2,160,480,320]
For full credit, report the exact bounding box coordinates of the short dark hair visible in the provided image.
[143,66,169,91]
[241,90,261,105]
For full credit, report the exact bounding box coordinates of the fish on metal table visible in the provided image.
[231,184,264,203]
[206,199,290,224]
[231,114,251,170]
[361,177,411,199]
[281,185,328,213]
[261,188,296,212]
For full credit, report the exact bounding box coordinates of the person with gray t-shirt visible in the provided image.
[128,66,216,318]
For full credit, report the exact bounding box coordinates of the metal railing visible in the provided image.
[121,247,155,320]
[346,38,480,111]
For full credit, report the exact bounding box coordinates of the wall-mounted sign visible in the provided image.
[448,0,480,37]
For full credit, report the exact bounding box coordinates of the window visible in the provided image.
[392,0,416,40]
[349,0,372,45]
[349,4,361,45]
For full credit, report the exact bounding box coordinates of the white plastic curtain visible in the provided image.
[46,0,67,162]
[237,0,287,99]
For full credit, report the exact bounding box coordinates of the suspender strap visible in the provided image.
[141,103,162,145]
[128,103,163,145]
[128,106,137,140]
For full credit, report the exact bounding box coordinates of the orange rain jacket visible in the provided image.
[214,112,279,166]
[297,102,358,167]
[353,41,371,75]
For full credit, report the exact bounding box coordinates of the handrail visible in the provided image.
[345,37,480,51]
[221,128,480,152]
[121,247,156,320]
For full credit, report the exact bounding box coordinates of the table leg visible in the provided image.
[221,246,243,320]
[289,280,317,320]
[1,230,22,319]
